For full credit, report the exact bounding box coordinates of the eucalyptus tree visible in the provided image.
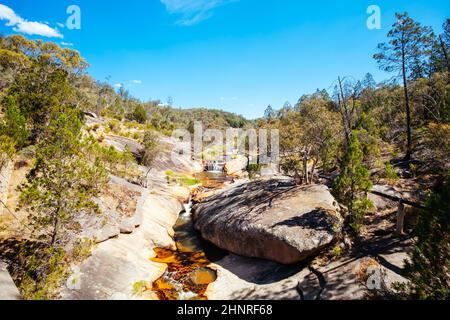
[19,107,108,246]
[437,19,449,74]
[140,130,160,186]
[374,12,434,160]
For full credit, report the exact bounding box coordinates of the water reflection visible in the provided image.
[194,171,232,189]
[151,248,215,300]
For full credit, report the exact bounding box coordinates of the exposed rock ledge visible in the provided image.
[0,260,21,300]
[61,188,184,300]
[59,130,203,300]
[206,250,410,300]
[193,178,343,264]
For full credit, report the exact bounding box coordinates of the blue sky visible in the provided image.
[0,1,449,119]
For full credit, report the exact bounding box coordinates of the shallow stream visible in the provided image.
[150,172,229,300]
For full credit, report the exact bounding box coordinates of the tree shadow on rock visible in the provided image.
[213,254,309,285]
[272,208,339,233]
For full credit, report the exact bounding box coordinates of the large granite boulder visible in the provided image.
[224,155,248,176]
[150,136,203,175]
[104,135,143,158]
[192,178,343,264]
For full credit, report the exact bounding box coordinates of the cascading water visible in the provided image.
[182,197,193,218]
[205,161,225,173]
[150,183,227,300]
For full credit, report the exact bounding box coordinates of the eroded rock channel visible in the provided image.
[149,175,346,300]
[150,173,229,300]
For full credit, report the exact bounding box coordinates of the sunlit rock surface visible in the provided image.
[60,134,202,300]
[61,191,183,300]
[207,250,410,300]
[193,178,343,264]
[224,155,248,177]
[0,261,21,300]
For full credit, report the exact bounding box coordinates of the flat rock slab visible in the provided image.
[0,261,21,300]
[207,251,410,300]
[79,175,145,243]
[369,185,402,211]
[193,178,343,264]
[151,136,203,174]
[61,192,183,300]
[207,254,307,300]
[104,135,143,157]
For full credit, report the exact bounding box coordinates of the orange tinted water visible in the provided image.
[194,172,232,189]
[150,174,228,300]
[151,248,216,300]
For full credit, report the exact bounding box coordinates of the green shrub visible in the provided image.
[19,239,95,300]
[108,119,120,134]
[132,281,149,296]
[332,245,343,260]
[383,161,399,182]
[127,105,147,124]
[394,173,450,300]
[409,163,418,178]
[0,98,30,148]
[247,163,262,179]
[333,133,373,233]
[178,176,200,187]
[19,247,69,300]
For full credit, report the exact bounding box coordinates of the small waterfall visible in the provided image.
[161,272,198,301]
[150,175,227,300]
[205,161,225,173]
[182,197,193,218]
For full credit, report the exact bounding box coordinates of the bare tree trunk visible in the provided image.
[51,212,59,247]
[338,77,351,144]
[439,35,450,75]
[302,146,312,184]
[311,159,318,184]
[402,47,413,161]
[303,156,308,185]
[397,202,406,236]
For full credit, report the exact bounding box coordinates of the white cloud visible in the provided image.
[57,22,65,28]
[114,83,123,88]
[160,0,237,26]
[0,4,63,38]
[60,42,74,47]
[131,80,142,84]
[14,21,63,38]
[0,4,21,25]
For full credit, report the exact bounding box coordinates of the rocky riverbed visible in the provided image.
[59,133,204,300]
[60,171,410,300]
[191,176,410,300]
[0,116,412,301]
